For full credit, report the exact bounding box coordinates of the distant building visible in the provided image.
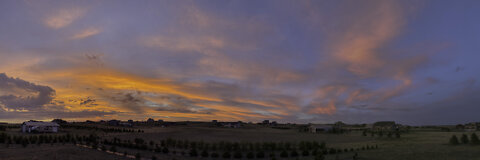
[465,123,477,131]
[51,119,67,124]
[107,120,120,126]
[262,120,270,125]
[271,121,278,126]
[147,118,155,124]
[21,121,59,133]
[119,122,133,127]
[222,122,242,128]
[372,121,397,131]
[157,119,164,123]
[128,120,134,123]
[309,124,333,133]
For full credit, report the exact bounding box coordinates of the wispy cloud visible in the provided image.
[71,28,101,39]
[44,8,86,29]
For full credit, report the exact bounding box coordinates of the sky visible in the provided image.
[0,0,479,125]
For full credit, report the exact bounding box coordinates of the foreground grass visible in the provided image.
[2,126,480,160]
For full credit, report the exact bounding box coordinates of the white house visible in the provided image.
[21,121,59,133]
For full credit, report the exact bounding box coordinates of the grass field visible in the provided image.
[1,124,479,160]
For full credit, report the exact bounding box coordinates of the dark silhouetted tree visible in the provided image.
[471,133,480,145]
[461,134,469,144]
[223,151,231,158]
[135,153,141,159]
[280,150,288,158]
[449,135,459,145]
[247,151,254,159]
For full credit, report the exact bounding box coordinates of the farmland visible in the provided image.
[1,123,479,160]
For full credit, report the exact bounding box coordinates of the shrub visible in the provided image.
[290,150,299,157]
[302,150,310,156]
[110,146,117,152]
[449,135,459,145]
[162,147,169,154]
[461,134,469,144]
[471,133,480,144]
[246,151,254,159]
[256,151,265,158]
[201,150,209,157]
[314,153,325,160]
[189,149,198,157]
[223,151,231,158]
[211,152,219,158]
[135,153,141,159]
[233,151,242,159]
[395,132,401,138]
[280,150,288,158]
[269,152,275,158]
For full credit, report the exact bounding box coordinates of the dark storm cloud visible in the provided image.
[0,73,55,109]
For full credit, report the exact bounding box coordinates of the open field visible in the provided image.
[1,124,480,160]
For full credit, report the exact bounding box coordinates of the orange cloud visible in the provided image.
[329,1,404,77]
[44,8,86,29]
[71,28,101,39]
[309,100,336,115]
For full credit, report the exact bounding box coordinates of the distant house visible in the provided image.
[271,121,278,126]
[212,120,218,123]
[465,123,477,131]
[147,118,155,124]
[222,122,242,128]
[128,120,134,123]
[119,122,133,127]
[51,119,67,124]
[309,124,333,133]
[372,121,398,131]
[21,121,59,133]
[157,119,164,123]
[107,120,120,126]
[262,120,270,125]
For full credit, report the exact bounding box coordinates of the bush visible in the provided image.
[189,149,198,157]
[302,150,309,156]
[280,150,288,158]
[211,152,219,158]
[314,153,325,160]
[290,150,298,157]
[256,151,265,158]
[162,147,169,154]
[201,150,209,157]
[246,151,254,159]
[449,135,459,145]
[110,146,117,152]
[461,134,469,144]
[233,151,242,159]
[223,151,231,158]
[135,153,141,159]
[471,133,480,144]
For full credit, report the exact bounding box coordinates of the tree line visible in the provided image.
[449,133,480,145]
